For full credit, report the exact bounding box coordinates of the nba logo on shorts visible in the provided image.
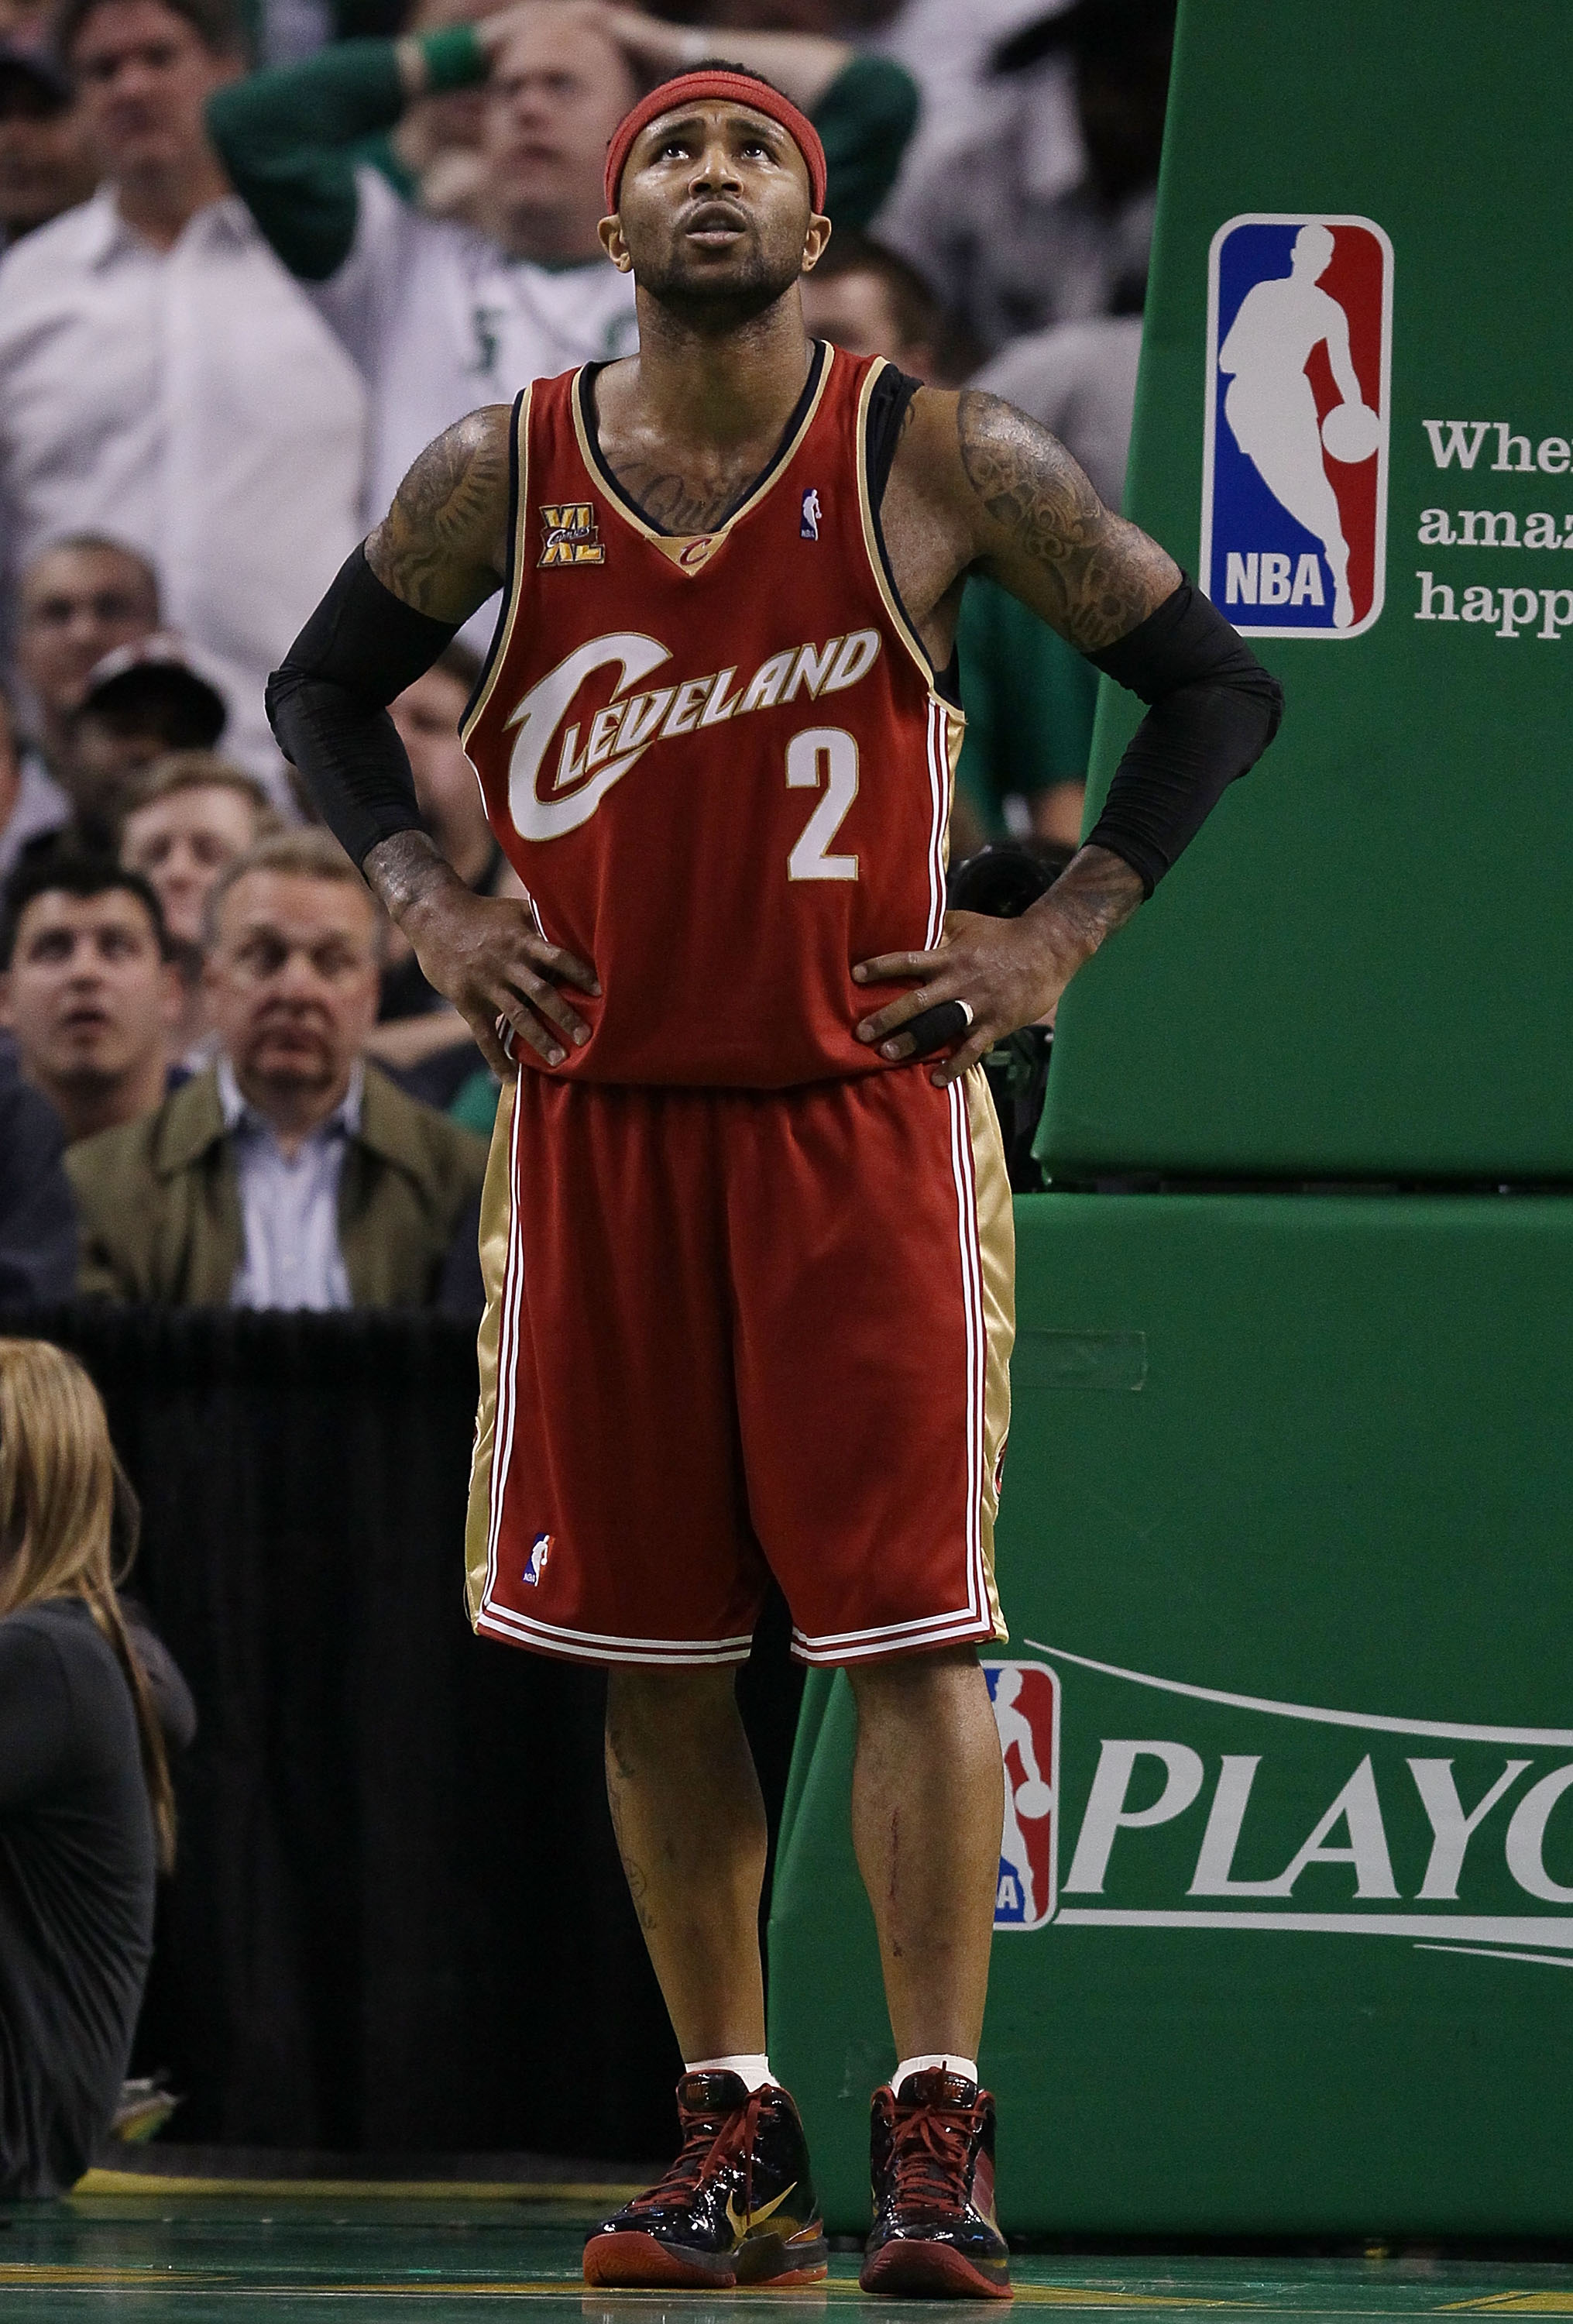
[523,1532,552,1587]
[983,1661,1059,1930]
[1201,214,1393,639]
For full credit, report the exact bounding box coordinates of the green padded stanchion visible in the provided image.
[1040,0,1573,1181]
[768,1195,1573,2234]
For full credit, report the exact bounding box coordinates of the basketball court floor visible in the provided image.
[5,2176,1573,2319]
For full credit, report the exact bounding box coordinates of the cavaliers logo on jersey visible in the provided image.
[538,504,606,567]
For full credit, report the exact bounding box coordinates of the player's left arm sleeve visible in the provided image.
[266,545,459,868]
[1081,581,1284,894]
[810,55,919,230]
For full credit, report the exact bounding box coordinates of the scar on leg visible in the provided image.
[886,1809,903,1955]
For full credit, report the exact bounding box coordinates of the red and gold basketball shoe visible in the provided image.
[582,2070,829,2288]
[859,2068,1013,2298]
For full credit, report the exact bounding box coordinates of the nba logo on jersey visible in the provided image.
[1201,214,1393,640]
[523,1532,552,1586]
[983,1660,1059,1930]
[801,488,823,541]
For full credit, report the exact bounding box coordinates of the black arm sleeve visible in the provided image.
[265,546,462,868]
[1081,580,1284,895]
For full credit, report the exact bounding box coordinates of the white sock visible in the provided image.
[688,2053,774,2091]
[894,2053,978,2092]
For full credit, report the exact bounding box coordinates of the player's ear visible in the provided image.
[800,214,831,273]
[599,215,633,272]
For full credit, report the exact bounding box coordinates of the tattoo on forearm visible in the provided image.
[1043,844,1147,956]
[361,830,455,918]
[366,407,510,618]
[957,390,1178,652]
[604,1753,658,1934]
[620,1856,657,1936]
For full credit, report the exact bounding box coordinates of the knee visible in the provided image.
[845,1642,984,1716]
[606,1662,738,1749]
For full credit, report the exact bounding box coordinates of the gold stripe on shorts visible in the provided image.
[465,1077,517,1628]
[967,1062,1015,1642]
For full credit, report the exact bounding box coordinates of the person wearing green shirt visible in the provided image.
[207,2,918,536]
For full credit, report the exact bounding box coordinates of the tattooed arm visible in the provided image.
[858,390,1281,1086]
[947,387,1180,650]
[364,405,512,622]
[268,409,599,1074]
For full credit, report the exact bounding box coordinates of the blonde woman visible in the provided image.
[0,1339,193,2197]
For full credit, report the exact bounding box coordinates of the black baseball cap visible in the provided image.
[77,636,228,749]
[994,0,1174,76]
[0,43,73,112]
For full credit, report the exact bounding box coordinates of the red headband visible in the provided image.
[603,72,828,216]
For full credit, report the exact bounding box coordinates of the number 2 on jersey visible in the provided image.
[786,727,858,881]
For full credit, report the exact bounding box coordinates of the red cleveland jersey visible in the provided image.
[462,344,961,1088]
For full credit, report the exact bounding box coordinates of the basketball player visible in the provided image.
[269,66,1282,2299]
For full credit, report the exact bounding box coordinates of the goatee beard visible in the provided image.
[639,250,800,333]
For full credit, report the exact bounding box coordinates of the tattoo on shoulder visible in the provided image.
[366,406,511,619]
[956,389,1178,652]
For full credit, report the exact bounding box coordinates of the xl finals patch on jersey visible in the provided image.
[539,504,605,566]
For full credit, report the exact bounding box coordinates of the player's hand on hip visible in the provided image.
[402,883,599,1077]
[853,909,1075,1089]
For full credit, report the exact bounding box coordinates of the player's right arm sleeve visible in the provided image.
[1082,581,1284,893]
[266,545,460,867]
[205,29,486,280]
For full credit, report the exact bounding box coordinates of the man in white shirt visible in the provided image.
[0,0,369,785]
[311,8,645,534]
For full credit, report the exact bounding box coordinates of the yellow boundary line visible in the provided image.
[71,2170,641,2202]
[10,2266,1573,2312]
[0,2273,1241,2304]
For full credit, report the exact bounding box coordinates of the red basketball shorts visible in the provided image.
[464,1064,1013,1666]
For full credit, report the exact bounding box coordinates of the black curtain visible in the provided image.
[6,1308,803,2161]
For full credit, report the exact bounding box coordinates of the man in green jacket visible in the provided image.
[206,0,918,532]
[67,828,486,1305]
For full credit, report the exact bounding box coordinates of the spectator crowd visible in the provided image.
[0,0,1173,1315]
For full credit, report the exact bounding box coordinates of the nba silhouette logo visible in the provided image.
[1201,214,1393,639]
[983,1660,1059,1930]
[801,488,822,541]
[523,1532,552,1587]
